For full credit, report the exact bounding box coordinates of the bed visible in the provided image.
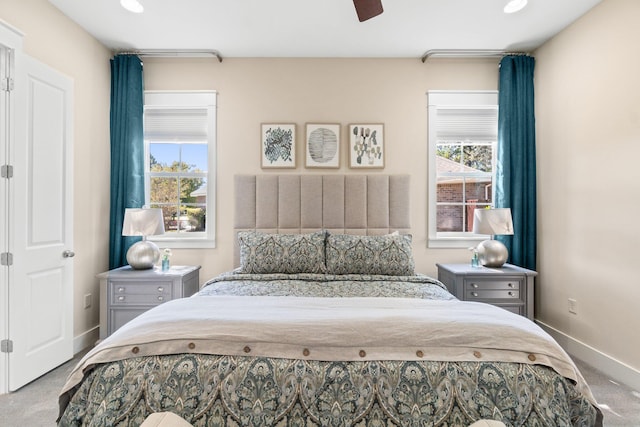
[58,175,602,426]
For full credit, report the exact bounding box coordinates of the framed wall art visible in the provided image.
[261,123,296,168]
[305,123,340,168]
[349,123,384,168]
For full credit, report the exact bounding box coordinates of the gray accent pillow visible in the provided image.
[238,231,327,274]
[326,233,415,276]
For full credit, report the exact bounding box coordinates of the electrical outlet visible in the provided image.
[84,293,92,309]
[568,298,577,315]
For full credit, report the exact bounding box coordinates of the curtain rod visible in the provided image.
[421,49,530,63]
[116,49,223,63]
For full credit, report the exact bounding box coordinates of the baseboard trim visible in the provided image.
[73,326,99,355]
[537,320,640,391]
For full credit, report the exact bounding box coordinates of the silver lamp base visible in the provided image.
[126,240,160,270]
[476,239,509,268]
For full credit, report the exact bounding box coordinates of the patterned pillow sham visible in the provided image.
[238,231,327,274]
[325,233,415,276]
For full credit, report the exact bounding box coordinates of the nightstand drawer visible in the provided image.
[464,279,522,301]
[110,281,172,305]
[464,279,521,291]
[465,288,520,300]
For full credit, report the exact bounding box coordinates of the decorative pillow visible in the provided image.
[238,231,327,274]
[325,233,415,275]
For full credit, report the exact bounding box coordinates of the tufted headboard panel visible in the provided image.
[234,174,410,267]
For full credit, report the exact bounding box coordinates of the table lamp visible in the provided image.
[473,208,513,268]
[122,208,165,269]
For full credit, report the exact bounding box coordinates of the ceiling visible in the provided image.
[48,0,602,58]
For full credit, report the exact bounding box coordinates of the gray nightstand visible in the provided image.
[98,265,200,339]
[436,263,537,320]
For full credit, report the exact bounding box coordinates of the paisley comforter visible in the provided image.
[58,272,602,426]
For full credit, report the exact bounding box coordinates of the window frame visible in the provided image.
[427,90,498,248]
[143,90,217,249]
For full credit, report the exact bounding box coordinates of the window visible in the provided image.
[144,91,216,248]
[427,91,498,248]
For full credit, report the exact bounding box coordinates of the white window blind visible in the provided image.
[144,108,209,142]
[435,107,498,141]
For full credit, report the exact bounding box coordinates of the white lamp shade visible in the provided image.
[473,208,514,236]
[122,208,165,237]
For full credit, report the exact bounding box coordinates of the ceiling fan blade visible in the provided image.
[353,0,383,22]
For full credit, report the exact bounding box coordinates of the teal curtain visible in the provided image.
[496,55,536,270]
[109,55,145,269]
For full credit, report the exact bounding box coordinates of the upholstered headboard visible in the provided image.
[234,174,410,266]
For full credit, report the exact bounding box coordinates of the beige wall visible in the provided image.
[0,0,112,344]
[142,57,500,280]
[535,0,639,375]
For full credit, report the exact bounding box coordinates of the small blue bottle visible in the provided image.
[471,250,480,268]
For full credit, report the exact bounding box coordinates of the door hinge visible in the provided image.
[2,48,15,92]
[0,252,13,266]
[1,339,13,353]
[1,165,13,178]
[1,77,14,92]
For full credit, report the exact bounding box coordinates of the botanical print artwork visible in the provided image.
[349,124,384,168]
[261,124,296,168]
[306,124,340,168]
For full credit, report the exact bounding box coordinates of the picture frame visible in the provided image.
[305,123,340,168]
[261,123,296,168]
[348,123,384,168]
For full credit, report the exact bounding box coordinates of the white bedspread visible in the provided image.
[61,295,596,406]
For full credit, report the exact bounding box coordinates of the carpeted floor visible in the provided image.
[0,350,638,426]
[573,357,640,426]
[0,349,88,426]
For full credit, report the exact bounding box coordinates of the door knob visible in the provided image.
[63,250,75,258]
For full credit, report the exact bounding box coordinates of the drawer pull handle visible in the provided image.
[508,283,514,288]
[508,291,514,297]
[158,296,164,302]
[471,283,479,288]
[118,287,125,293]
[471,292,478,297]
[118,296,125,301]
[157,287,164,292]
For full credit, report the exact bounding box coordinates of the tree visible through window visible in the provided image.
[148,146,206,234]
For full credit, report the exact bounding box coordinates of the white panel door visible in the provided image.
[8,53,73,390]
